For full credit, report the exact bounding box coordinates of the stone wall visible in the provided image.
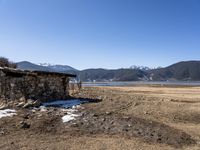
[0,68,75,102]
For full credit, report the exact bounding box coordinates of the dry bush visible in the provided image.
[0,57,17,68]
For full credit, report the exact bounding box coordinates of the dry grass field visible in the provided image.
[1,85,200,150]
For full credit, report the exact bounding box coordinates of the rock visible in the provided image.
[105,112,111,115]
[27,99,34,104]
[71,123,78,127]
[133,102,139,107]
[92,113,98,117]
[20,121,30,129]
[16,102,25,107]
[0,128,5,135]
[123,128,129,132]
[0,130,5,135]
[38,114,42,117]
[64,112,68,115]
[128,124,132,127]
[31,109,36,113]
[101,118,106,122]
[33,99,41,107]
[97,96,102,100]
[23,114,29,119]
[110,121,114,125]
[123,116,131,120]
[23,99,34,108]
[23,103,33,108]
[0,104,7,110]
[19,97,26,103]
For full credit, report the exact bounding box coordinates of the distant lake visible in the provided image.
[83,81,200,87]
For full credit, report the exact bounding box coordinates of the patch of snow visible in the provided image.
[61,104,82,122]
[41,99,88,123]
[62,112,80,123]
[39,106,47,112]
[130,65,151,71]
[0,109,16,119]
[65,108,77,113]
[38,63,54,67]
[72,105,82,109]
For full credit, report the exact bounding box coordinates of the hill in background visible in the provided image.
[150,61,200,81]
[79,68,149,82]
[17,61,77,74]
[16,61,200,82]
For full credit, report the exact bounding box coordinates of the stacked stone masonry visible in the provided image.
[0,68,76,102]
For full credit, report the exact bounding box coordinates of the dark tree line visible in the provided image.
[0,57,17,68]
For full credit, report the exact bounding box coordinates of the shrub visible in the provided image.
[0,57,17,68]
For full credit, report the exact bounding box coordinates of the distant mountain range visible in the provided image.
[17,61,77,74]
[16,61,200,81]
[79,68,149,82]
[149,61,200,81]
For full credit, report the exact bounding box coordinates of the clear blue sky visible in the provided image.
[0,0,200,70]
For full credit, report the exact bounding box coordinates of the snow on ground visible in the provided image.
[62,112,80,123]
[61,106,81,123]
[42,99,88,123]
[39,106,47,112]
[0,109,16,119]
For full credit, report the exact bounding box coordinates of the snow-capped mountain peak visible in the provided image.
[130,65,150,71]
[38,63,55,67]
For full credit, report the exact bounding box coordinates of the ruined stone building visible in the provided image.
[0,67,76,102]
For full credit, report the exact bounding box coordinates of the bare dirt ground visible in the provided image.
[1,85,200,150]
